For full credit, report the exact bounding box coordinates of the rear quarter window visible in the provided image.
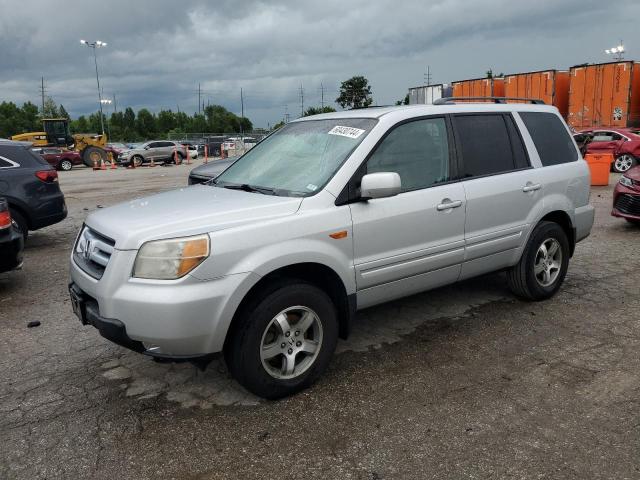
[520,112,578,166]
[0,146,49,168]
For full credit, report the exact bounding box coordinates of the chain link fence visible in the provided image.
[166,132,269,156]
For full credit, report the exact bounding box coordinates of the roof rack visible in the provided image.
[433,97,545,105]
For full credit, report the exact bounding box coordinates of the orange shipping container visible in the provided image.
[504,70,570,118]
[452,77,505,98]
[568,61,640,128]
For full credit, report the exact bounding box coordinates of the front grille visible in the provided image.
[614,193,640,216]
[73,226,115,279]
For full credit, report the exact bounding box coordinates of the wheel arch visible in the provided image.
[538,210,576,256]
[224,262,355,352]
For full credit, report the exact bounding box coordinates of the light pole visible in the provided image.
[101,98,112,137]
[80,39,108,135]
[605,42,625,61]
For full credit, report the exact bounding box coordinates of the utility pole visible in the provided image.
[299,83,304,117]
[39,77,46,116]
[240,88,245,136]
[198,83,201,114]
[320,82,325,109]
[113,93,117,113]
[424,66,432,86]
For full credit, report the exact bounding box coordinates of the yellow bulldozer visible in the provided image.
[11,118,109,166]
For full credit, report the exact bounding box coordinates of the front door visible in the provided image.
[349,117,466,309]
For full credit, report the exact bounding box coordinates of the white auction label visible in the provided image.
[328,125,365,139]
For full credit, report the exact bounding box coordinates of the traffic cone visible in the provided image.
[93,158,98,170]
[185,146,191,165]
[149,158,156,168]
[109,153,117,169]
[100,158,107,170]
[204,145,208,164]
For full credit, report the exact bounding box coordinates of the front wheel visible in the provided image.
[507,221,570,301]
[613,154,637,173]
[225,282,338,399]
[132,155,144,168]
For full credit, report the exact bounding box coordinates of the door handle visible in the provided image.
[437,199,463,211]
[522,183,542,193]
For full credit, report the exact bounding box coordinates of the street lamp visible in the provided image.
[605,42,625,61]
[80,39,108,135]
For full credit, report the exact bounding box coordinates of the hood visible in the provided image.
[624,165,640,182]
[190,157,239,177]
[85,185,302,250]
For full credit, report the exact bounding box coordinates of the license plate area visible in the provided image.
[69,285,88,325]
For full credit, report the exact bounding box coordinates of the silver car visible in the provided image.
[69,101,594,399]
[118,140,186,167]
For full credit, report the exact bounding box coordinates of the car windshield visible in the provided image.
[214,118,377,196]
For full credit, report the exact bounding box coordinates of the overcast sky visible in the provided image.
[1,0,639,128]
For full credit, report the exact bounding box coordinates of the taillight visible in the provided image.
[0,199,10,230]
[35,170,58,183]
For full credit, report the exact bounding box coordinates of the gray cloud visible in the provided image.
[0,0,638,127]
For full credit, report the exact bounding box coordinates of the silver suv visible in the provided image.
[69,101,594,399]
[119,140,186,167]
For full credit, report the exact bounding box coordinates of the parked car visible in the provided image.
[69,102,594,399]
[612,165,640,224]
[188,157,239,185]
[117,141,187,167]
[0,197,24,273]
[180,143,199,159]
[0,140,67,240]
[579,127,640,173]
[34,147,83,171]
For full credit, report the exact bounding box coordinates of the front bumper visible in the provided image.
[69,250,258,357]
[612,183,640,220]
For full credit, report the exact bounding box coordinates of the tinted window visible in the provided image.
[454,114,515,177]
[366,118,450,191]
[0,146,48,167]
[520,112,578,166]
[0,157,15,168]
[147,142,160,148]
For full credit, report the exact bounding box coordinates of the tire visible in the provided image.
[224,281,338,399]
[613,154,636,173]
[82,146,107,167]
[507,221,570,301]
[132,155,144,168]
[59,159,73,171]
[9,208,28,241]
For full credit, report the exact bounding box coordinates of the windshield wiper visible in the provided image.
[222,183,276,195]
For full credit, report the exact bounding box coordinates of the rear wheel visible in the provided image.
[613,154,636,173]
[59,159,73,171]
[9,208,28,241]
[82,146,107,167]
[507,221,570,301]
[225,281,338,399]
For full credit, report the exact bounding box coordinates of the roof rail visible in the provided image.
[433,97,545,105]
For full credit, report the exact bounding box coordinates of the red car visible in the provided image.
[35,147,83,171]
[612,165,640,224]
[580,127,640,173]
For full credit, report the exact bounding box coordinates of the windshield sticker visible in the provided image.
[328,126,365,139]
[306,183,318,191]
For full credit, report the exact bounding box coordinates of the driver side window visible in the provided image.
[366,118,450,192]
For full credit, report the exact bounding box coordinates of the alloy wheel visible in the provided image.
[614,155,634,173]
[534,238,563,287]
[259,306,323,380]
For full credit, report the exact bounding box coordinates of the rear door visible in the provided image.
[452,113,543,279]
[350,116,467,308]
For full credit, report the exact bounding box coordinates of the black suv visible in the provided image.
[0,197,23,273]
[0,140,67,239]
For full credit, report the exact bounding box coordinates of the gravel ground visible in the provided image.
[1,161,639,479]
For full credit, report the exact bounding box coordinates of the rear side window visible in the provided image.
[520,112,578,166]
[453,114,516,178]
[0,146,48,167]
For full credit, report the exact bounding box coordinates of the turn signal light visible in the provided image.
[0,210,10,230]
[35,170,58,183]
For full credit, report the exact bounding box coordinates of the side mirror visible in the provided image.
[360,172,401,200]
[144,145,150,150]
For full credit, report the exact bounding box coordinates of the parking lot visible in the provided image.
[1,161,639,479]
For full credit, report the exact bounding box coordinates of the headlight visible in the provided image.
[619,175,634,188]
[133,234,210,279]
